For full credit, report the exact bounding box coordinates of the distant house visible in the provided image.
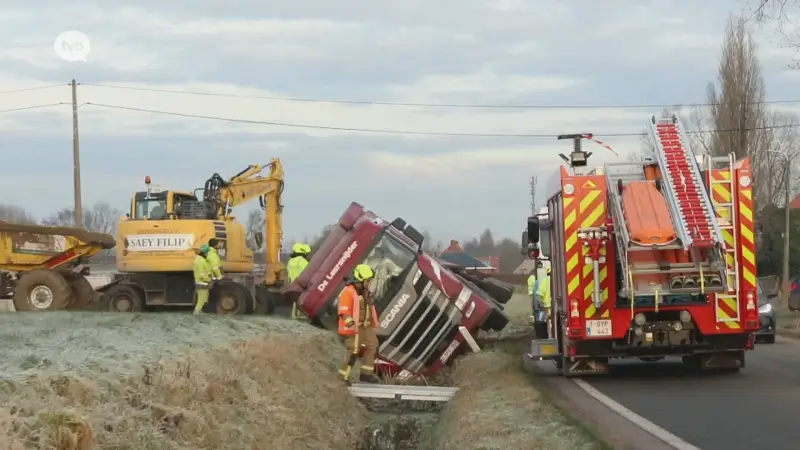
[790,194,800,209]
[438,239,491,271]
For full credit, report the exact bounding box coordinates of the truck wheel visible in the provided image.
[213,282,248,315]
[13,269,73,311]
[66,274,99,309]
[104,284,144,312]
[254,285,277,315]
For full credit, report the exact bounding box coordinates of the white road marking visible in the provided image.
[572,378,703,450]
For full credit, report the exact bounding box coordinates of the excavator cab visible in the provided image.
[129,176,217,221]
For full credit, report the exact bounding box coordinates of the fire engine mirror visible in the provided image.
[527,217,540,244]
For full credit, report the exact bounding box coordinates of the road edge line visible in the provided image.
[572,378,702,450]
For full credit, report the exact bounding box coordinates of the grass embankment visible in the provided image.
[0,312,368,449]
[423,293,605,450]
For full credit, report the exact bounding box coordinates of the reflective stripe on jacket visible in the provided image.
[337,284,379,336]
[287,256,309,283]
[537,275,551,307]
[193,255,212,285]
[207,248,223,279]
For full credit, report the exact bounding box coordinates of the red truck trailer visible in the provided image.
[526,115,758,376]
[286,202,512,376]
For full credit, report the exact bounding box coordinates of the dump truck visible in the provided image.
[286,202,513,376]
[0,222,115,311]
[525,114,758,376]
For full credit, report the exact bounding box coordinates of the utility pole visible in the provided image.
[783,161,791,307]
[71,79,83,228]
[529,176,538,215]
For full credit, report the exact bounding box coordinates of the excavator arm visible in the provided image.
[204,158,286,287]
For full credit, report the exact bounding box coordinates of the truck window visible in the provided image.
[134,196,168,220]
[364,233,416,312]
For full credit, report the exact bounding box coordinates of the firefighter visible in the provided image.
[207,238,223,282]
[527,272,539,322]
[288,242,312,319]
[536,266,552,334]
[192,245,213,315]
[338,264,381,384]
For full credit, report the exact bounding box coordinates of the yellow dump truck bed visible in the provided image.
[0,222,115,272]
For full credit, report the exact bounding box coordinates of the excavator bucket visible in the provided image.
[0,222,115,272]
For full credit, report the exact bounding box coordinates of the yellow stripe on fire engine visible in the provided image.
[716,297,741,330]
[712,171,732,204]
[739,189,757,287]
[563,196,581,297]
[583,264,609,318]
[722,229,736,289]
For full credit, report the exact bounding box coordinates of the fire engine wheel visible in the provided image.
[104,284,144,312]
[13,269,74,312]
[213,281,248,316]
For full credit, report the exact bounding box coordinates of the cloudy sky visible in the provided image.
[0,0,798,244]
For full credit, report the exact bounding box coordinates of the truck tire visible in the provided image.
[213,281,248,315]
[104,284,144,312]
[13,269,73,311]
[66,274,99,309]
[254,285,277,315]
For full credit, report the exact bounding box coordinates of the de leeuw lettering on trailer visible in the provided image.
[127,234,194,251]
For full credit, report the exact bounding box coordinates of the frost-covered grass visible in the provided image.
[0,312,369,449]
[424,294,604,450]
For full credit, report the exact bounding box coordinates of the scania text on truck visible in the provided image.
[286,202,513,376]
[525,114,758,376]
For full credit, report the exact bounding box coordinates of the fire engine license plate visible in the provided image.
[586,320,612,337]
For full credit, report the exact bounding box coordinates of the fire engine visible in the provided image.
[526,114,758,376]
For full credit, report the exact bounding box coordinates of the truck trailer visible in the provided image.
[286,202,512,376]
[526,114,758,376]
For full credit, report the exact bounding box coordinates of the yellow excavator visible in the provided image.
[98,159,285,314]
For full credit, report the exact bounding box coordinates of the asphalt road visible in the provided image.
[584,337,800,450]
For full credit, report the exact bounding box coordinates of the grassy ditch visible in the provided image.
[0,312,369,449]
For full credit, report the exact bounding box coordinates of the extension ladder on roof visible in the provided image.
[648,115,724,250]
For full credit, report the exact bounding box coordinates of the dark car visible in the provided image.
[756,280,776,343]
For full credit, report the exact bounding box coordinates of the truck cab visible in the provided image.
[287,202,512,375]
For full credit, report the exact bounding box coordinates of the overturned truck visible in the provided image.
[286,202,512,375]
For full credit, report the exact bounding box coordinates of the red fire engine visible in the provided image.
[526,114,758,376]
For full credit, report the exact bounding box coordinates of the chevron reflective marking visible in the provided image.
[576,183,609,319]
[716,297,741,330]
[738,188,757,292]
[563,195,581,299]
[710,169,737,291]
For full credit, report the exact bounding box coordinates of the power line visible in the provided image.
[84,102,800,138]
[81,82,800,110]
[0,103,69,113]
[0,84,66,95]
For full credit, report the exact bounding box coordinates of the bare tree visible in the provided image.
[0,204,36,224]
[746,0,800,68]
[692,15,799,209]
[245,209,264,251]
[42,201,122,234]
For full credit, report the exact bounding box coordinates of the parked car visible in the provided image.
[757,280,776,344]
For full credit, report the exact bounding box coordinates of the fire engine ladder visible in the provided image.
[648,115,725,252]
[705,153,741,323]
